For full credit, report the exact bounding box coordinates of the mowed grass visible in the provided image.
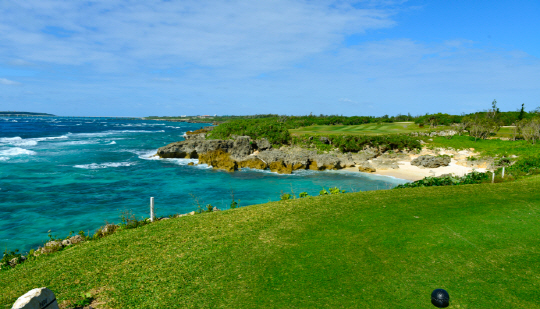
[289,122,441,136]
[430,135,540,158]
[2,177,540,308]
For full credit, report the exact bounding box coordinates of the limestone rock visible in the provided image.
[45,240,62,248]
[358,163,376,173]
[411,155,451,168]
[237,158,268,170]
[230,136,254,159]
[69,235,84,244]
[255,138,271,151]
[61,239,72,246]
[12,287,59,309]
[198,149,238,172]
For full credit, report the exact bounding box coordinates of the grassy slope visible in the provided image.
[290,123,515,139]
[289,122,440,136]
[2,177,540,308]
[430,136,540,158]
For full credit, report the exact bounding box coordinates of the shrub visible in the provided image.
[280,193,293,200]
[299,192,309,198]
[506,156,540,176]
[329,187,346,194]
[292,134,422,153]
[395,172,489,189]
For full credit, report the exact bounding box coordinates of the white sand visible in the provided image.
[344,159,487,182]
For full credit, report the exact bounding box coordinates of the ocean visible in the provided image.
[0,117,407,253]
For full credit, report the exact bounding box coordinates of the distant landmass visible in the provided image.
[0,111,55,116]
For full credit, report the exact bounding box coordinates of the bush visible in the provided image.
[299,192,309,198]
[207,118,291,145]
[292,134,422,153]
[329,187,346,194]
[280,193,293,200]
[506,156,540,176]
[395,172,489,189]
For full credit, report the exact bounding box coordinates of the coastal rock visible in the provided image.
[198,149,238,172]
[309,154,341,170]
[255,138,271,151]
[358,163,376,173]
[411,155,451,168]
[230,136,254,159]
[9,256,25,267]
[237,157,268,170]
[45,240,62,248]
[101,224,118,235]
[12,287,59,309]
[61,239,72,246]
[157,139,235,159]
[69,235,84,244]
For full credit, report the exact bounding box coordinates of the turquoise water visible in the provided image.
[0,117,406,253]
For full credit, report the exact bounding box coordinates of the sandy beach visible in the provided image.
[344,149,489,182]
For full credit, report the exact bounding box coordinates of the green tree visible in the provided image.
[463,114,500,141]
[518,103,525,121]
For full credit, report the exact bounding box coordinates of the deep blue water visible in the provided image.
[0,117,406,252]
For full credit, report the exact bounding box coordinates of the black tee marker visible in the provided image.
[431,289,450,308]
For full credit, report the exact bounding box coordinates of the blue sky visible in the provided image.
[1,0,539,117]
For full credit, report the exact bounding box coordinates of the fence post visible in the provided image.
[150,197,154,222]
[502,167,505,178]
[492,171,495,183]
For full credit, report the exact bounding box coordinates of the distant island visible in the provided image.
[0,111,55,117]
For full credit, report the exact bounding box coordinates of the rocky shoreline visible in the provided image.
[156,133,493,178]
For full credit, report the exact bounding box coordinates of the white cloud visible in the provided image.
[0,78,20,85]
[0,0,397,74]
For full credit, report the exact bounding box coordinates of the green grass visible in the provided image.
[2,176,540,308]
[430,135,540,158]
[289,122,445,136]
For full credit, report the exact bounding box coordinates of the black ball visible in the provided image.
[431,289,450,308]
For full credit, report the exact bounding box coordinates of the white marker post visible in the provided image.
[150,197,155,222]
[492,171,495,183]
[502,167,505,178]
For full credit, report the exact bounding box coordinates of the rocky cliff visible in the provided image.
[156,136,375,174]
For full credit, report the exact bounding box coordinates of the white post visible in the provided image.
[150,197,154,222]
[492,171,495,183]
[502,167,505,178]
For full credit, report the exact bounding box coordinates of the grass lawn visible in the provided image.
[289,122,445,136]
[2,177,540,308]
[429,135,540,158]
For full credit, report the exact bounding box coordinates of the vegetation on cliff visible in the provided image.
[292,134,422,153]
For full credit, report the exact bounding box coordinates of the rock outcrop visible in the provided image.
[12,287,59,309]
[411,155,451,168]
[156,136,377,174]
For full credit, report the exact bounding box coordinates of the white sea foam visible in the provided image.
[69,130,164,138]
[0,135,69,147]
[168,158,199,165]
[0,147,37,158]
[0,137,37,146]
[109,141,117,145]
[73,162,135,169]
[136,149,160,160]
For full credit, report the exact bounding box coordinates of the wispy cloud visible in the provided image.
[0,1,397,74]
[0,78,20,85]
[1,1,539,116]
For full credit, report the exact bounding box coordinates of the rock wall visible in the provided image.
[156,136,373,174]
